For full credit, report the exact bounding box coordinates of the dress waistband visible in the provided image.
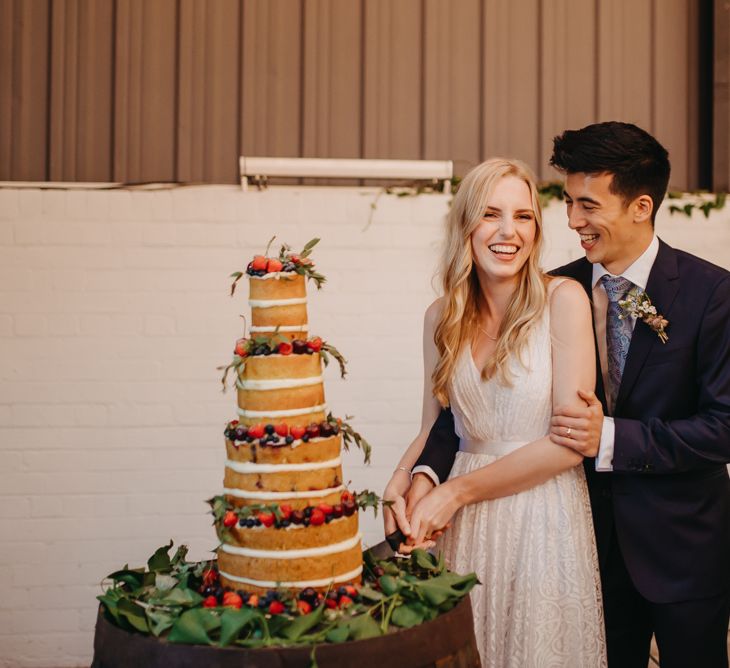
[458,438,527,456]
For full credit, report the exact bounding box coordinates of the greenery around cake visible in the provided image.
[97,541,478,656]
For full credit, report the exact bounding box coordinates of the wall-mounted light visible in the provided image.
[239,157,453,192]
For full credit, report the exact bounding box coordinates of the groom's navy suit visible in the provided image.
[415,240,730,666]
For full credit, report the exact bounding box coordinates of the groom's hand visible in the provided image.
[550,389,603,457]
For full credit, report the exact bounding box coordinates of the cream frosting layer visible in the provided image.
[223,484,344,500]
[220,533,361,559]
[249,325,308,332]
[249,297,307,308]
[225,456,341,473]
[236,376,323,391]
[218,564,363,589]
[249,272,298,281]
[237,404,327,418]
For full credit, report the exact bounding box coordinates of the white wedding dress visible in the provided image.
[437,304,607,667]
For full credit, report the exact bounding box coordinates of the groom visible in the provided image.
[402,122,730,668]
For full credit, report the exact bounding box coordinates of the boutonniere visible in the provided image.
[618,288,669,343]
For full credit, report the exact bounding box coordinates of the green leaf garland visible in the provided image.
[168,608,220,645]
[147,540,174,572]
[97,541,477,650]
[329,413,372,464]
[320,342,347,379]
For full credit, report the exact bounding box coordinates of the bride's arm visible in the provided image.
[408,280,596,543]
[382,299,442,534]
[452,280,596,500]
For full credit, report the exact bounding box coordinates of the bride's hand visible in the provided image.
[383,469,413,538]
[408,480,462,546]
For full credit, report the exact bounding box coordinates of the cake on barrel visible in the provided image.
[211,239,370,595]
[92,237,480,661]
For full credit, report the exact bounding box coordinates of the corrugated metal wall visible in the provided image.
[715,0,730,192]
[0,0,717,188]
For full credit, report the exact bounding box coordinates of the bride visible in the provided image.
[383,158,606,667]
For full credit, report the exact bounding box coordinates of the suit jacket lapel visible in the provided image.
[614,239,680,412]
[570,260,608,411]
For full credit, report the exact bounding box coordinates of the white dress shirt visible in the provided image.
[593,234,659,470]
[413,234,661,484]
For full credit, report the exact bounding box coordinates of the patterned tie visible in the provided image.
[601,274,634,413]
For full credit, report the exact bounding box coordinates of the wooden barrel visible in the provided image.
[91,596,479,668]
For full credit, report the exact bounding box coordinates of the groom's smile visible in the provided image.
[578,232,600,250]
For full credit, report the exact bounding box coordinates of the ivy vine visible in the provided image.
[665,190,727,218]
[366,178,728,227]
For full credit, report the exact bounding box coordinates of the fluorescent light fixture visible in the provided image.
[239,157,453,192]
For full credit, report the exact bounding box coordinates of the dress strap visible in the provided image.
[547,276,570,299]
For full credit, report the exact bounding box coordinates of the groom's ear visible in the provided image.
[632,194,654,225]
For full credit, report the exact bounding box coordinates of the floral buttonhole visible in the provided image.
[618,288,669,344]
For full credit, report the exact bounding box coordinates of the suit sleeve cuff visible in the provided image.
[411,465,440,486]
[595,417,615,472]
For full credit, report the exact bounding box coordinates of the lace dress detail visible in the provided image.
[437,305,607,668]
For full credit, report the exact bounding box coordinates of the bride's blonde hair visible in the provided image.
[432,157,548,406]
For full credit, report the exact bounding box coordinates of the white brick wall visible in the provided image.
[1,184,729,668]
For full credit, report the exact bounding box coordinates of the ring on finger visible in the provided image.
[565,427,572,437]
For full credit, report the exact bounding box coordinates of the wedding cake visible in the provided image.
[92,238,480,664]
[211,239,368,595]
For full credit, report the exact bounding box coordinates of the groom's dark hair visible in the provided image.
[550,121,671,224]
